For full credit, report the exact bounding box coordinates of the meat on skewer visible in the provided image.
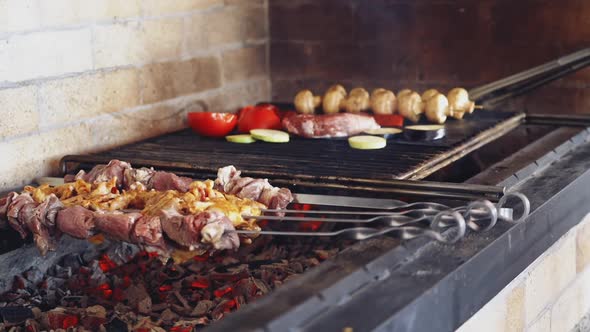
[64,160,294,210]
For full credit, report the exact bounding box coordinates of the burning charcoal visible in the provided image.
[190,300,214,317]
[173,291,190,310]
[81,247,102,265]
[210,299,236,321]
[42,277,66,291]
[103,317,128,332]
[174,317,210,330]
[24,318,40,332]
[11,276,31,291]
[0,306,34,326]
[88,262,108,287]
[123,285,151,314]
[60,253,83,271]
[22,267,44,286]
[150,303,169,313]
[158,308,179,326]
[105,243,140,266]
[252,279,270,295]
[52,265,72,279]
[80,305,107,330]
[289,261,304,274]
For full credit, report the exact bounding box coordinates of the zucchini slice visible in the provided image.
[348,135,387,150]
[250,129,290,143]
[364,128,403,137]
[226,134,256,143]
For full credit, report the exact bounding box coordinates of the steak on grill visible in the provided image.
[281,112,380,138]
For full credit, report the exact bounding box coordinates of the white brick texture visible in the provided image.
[0,29,92,82]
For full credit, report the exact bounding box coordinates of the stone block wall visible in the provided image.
[457,214,590,332]
[0,0,269,190]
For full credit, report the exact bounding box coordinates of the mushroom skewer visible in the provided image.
[424,93,451,124]
[447,87,476,119]
[342,87,370,113]
[397,89,424,123]
[322,84,347,114]
[370,88,397,115]
[294,90,322,114]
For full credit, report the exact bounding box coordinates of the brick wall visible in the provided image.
[456,214,590,332]
[0,0,270,190]
[269,0,590,114]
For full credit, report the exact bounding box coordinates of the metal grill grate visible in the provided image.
[61,111,524,186]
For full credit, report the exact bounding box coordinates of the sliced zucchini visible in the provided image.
[250,129,290,143]
[364,128,403,137]
[404,125,445,131]
[348,135,387,150]
[226,134,256,143]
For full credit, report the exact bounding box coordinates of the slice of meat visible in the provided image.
[282,112,380,138]
[37,194,63,230]
[7,193,35,238]
[215,166,241,193]
[70,160,131,187]
[149,172,193,192]
[269,188,293,211]
[160,210,207,250]
[228,177,255,195]
[199,211,239,250]
[124,167,156,190]
[26,195,62,255]
[236,179,268,201]
[0,192,18,228]
[94,211,141,242]
[56,206,95,239]
[131,215,166,250]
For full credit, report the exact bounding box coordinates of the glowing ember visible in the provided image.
[62,315,79,329]
[159,284,173,292]
[298,221,323,232]
[223,299,236,312]
[193,253,209,262]
[98,254,117,272]
[214,286,233,298]
[190,279,210,289]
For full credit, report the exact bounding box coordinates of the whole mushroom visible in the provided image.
[424,93,450,124]
[342,88,370,113]
[370,89,397,115]
[447,87,475,119]
[421,89,439,103]
[322,84,347,114]
[294,90,321,114]
[397,90,423,123]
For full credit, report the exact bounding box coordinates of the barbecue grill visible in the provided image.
[2,49,590,331]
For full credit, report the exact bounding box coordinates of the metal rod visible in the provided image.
[526,114,590,127]
[469,48,590,100]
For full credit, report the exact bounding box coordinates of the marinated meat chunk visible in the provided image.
[69,160,131,187]
[131,215,166,250]
[150,171,193,192]
[56,206,95,239]
[94,211,141,242]
[7,193,35,238]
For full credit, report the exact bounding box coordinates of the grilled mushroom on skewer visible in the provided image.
[294,90,321,114]
[322,84,347,114]
[447,87,476,119]
[370,88,397,115]
[397,90,423,123]
[421,89,439,102]
[424,93,450,124]
[342,87,370,113]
